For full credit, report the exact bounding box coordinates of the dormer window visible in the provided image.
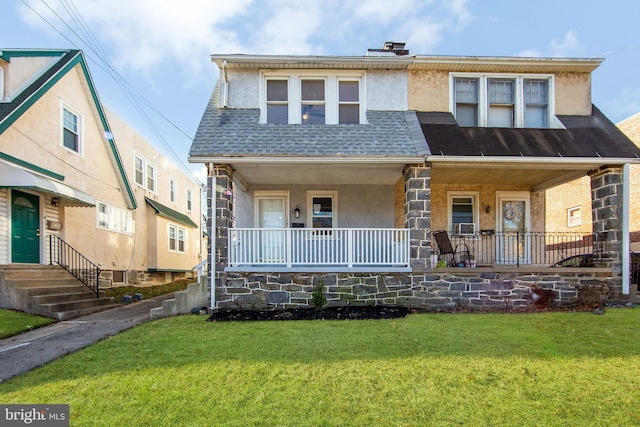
[262,71,365,125]
[452,74,553,128]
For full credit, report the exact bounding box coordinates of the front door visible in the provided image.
[11,190,40,263]
[256,195,287,262]
[496,192,530,264]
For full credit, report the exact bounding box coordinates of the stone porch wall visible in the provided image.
[215,269,617,311]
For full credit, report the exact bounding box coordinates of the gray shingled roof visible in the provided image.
[190,88,428,159]
[417,106,640,159]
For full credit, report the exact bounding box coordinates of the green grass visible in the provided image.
[0,309,56,339]
[1,309,640,426]
[104,279,191,303]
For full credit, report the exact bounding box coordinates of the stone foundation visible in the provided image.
[215,268,619,311]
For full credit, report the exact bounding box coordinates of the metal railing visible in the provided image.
[439,231,596,267]
[49,235,101,298]
[229,227,410,268]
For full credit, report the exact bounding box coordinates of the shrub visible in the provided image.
[576,281,613,308]
[310,285,327,310]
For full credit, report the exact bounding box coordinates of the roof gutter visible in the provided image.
[426,155,640,166]
[189,155,425,164]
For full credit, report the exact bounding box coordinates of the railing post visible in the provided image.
[516,232,520,268]
[347,229,354,268]
[286,228,292,268]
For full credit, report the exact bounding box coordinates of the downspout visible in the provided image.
[209,163,217,309]
[222,60,228,108]
[622,163,630,294]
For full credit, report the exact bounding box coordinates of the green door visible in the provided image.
[11,190,40,263]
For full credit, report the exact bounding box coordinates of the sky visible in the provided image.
[2,0,640,183]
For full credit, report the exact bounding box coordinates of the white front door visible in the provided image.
[256,193,288,262]
[496,192,530,264]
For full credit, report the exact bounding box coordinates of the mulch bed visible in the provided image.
[207,305,412,322]
[205,303,635,322]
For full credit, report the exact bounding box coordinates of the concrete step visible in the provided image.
[40,297,116,316]
[11,278,88,288]
[54,303,121,321]
[33,290,107,304]
[23,285,92,296]
[1,265,75,280]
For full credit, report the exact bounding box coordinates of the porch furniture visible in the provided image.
[433,230,471,267]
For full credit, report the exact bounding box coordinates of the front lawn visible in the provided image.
[1,309,639,426]
[0,309,56,339]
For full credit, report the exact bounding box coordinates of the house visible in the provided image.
[0,49,203,318]
[190,42,640,311]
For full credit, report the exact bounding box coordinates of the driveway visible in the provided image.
[0,294,174,382]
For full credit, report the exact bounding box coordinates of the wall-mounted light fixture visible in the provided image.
[294,206,301,218]
[51,197,59,207]
[485,205,491,214]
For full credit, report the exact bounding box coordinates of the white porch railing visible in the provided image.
[228,228,410,269]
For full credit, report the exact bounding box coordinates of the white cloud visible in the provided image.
[550,30,584,57]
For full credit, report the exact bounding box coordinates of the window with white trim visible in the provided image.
[453,74,553,128]
[307,191,337,229]
[262,72,364,124]
[186,188,193,212]
[61,104,82,153]
[567,206,582,227]
[169,177,176,204]
[168,224,186,253]
[96,201,133,235]
[133,153,156,193]
[448,192,479,235]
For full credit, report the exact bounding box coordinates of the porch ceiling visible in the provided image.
[232,162,406,187]
[430,161,593,190]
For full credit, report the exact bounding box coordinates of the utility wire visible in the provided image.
[22,0,200,183]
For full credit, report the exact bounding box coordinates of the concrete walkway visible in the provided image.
[0,294,175,383]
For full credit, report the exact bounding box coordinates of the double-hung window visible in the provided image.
[307,191,337,229]
[301,79,325,124]
[266,79,288,124]
[134,153,157,193]
[262,72,364,124]
[524,80,548,128]
[169,177,176,204]
[454,78,479,126]
[448,192,478,235]
[186,189,193,212]
[338,80,360,124]
[61,104,82,153]
[488,79,514,127]
[168,224,186,253]
[452,74,553,128]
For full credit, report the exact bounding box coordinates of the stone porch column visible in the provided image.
[589,166,624,278]
[207,164,234,273]
[404,163,432,271]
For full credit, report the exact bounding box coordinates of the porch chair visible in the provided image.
[432,230,471,267]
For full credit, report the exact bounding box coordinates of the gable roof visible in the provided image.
[0,49,137,209]
[417,106,640,160]
[190,86,427,162]
[144,197,198,228]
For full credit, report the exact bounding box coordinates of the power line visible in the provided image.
[21,0,201,183]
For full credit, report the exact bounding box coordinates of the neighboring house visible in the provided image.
[190,42,640,311]
[0,49,202,292]
[546,112,640,251]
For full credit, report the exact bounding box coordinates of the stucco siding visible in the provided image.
[554,72,592,116]
[235,184,396,229]
[366,70,407,111]
[0,189,7,264]
[408,70,449,112]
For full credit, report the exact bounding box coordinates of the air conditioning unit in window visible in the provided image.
[452,223,476,235]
